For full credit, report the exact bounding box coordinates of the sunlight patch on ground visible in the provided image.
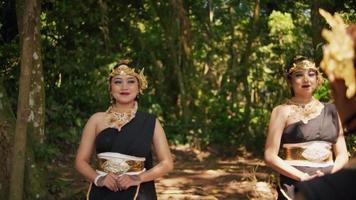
[156,145,277,200]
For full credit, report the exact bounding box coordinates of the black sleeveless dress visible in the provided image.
[87,112,157,200]
[278,103,340,200]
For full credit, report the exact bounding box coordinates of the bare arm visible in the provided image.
[264,106,314,181]
[139,119,173,181]
[75,113,119,191]
[75,114,98,182]
[331,115,349,173]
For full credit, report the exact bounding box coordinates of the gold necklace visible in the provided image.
[285,98,321,123]
[106,102,138,131]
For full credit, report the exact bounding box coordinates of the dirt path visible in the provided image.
[54,145,277,199]
[156,145,277,200]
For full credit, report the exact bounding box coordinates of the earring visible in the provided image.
[110,94,115,104]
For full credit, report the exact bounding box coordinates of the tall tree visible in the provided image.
[311,0,335,62]
[9,0,41,199]
[0,78,16,200]
[170,0,194,126]
[239,0,260,127]
[24,0,46,196]
[151,1,191,125]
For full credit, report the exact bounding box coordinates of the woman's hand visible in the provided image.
[116,174,142,190]
[98,172,119,192]
[299,173,317,181]
[300,170,325,181]
[315,170,325,177]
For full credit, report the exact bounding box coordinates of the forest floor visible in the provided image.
[54,145,277,200]
[155,145,277,200]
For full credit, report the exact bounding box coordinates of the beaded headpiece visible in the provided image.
[109,61,148,94]
[287,59,319,74]
[319,9,356,98]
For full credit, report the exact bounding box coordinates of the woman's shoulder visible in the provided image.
[88,112,107,122]
[273,103,290,113]
[270,103,291,120]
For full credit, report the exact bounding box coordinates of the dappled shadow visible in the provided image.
[49,145,277,199]
[156,145,277,200]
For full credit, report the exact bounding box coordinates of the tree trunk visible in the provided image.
[239,0,260,99]
[27,0,45,144]
[151,1,190,125]
[9,0,40,199]
[24,0,47,198]
[311,0,324,63]
[236,0,260,132]
[98,0,110,52]
[170,0,200,139]
[311,0,335,63]
[16,0,46,198]
[0,79,16,200]
[171,0,192,64]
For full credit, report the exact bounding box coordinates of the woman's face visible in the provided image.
[289,69,318,97]
[110,74,139,104]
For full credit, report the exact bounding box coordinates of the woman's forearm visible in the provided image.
[265,154,309,181]
[332,154,349,173]
[75,160,98,182]
[138,160,173,183]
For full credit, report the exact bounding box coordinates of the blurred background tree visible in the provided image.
[1,0,356,199]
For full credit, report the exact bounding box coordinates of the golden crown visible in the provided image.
[288,59,318,74]
[286,58,324,87]
[109,63,148,94]
[319,9,356,98]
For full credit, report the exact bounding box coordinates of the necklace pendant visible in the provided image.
[106,102,138,133]
[286,98,322,124]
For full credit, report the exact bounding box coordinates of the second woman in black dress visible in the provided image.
[264,56,349,200]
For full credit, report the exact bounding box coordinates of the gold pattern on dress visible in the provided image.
[285,98,323,124]
[319,9,356,98]
[283,141,333,163]
[106,102,138,131]
[96,157,145,175]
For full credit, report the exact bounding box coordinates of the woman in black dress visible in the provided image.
[264,56,349,200]
[294,11,356,200]
[75,60,173,200]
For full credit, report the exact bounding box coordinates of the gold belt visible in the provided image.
[282,146,333,163]
[96,157,144,175]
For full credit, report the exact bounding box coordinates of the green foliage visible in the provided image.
[1,0,356,197]
[268,11,296,44]
[339,4,356,23]
[346,134,356,155]
[313,81,331,102]
[1,0,354,153]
